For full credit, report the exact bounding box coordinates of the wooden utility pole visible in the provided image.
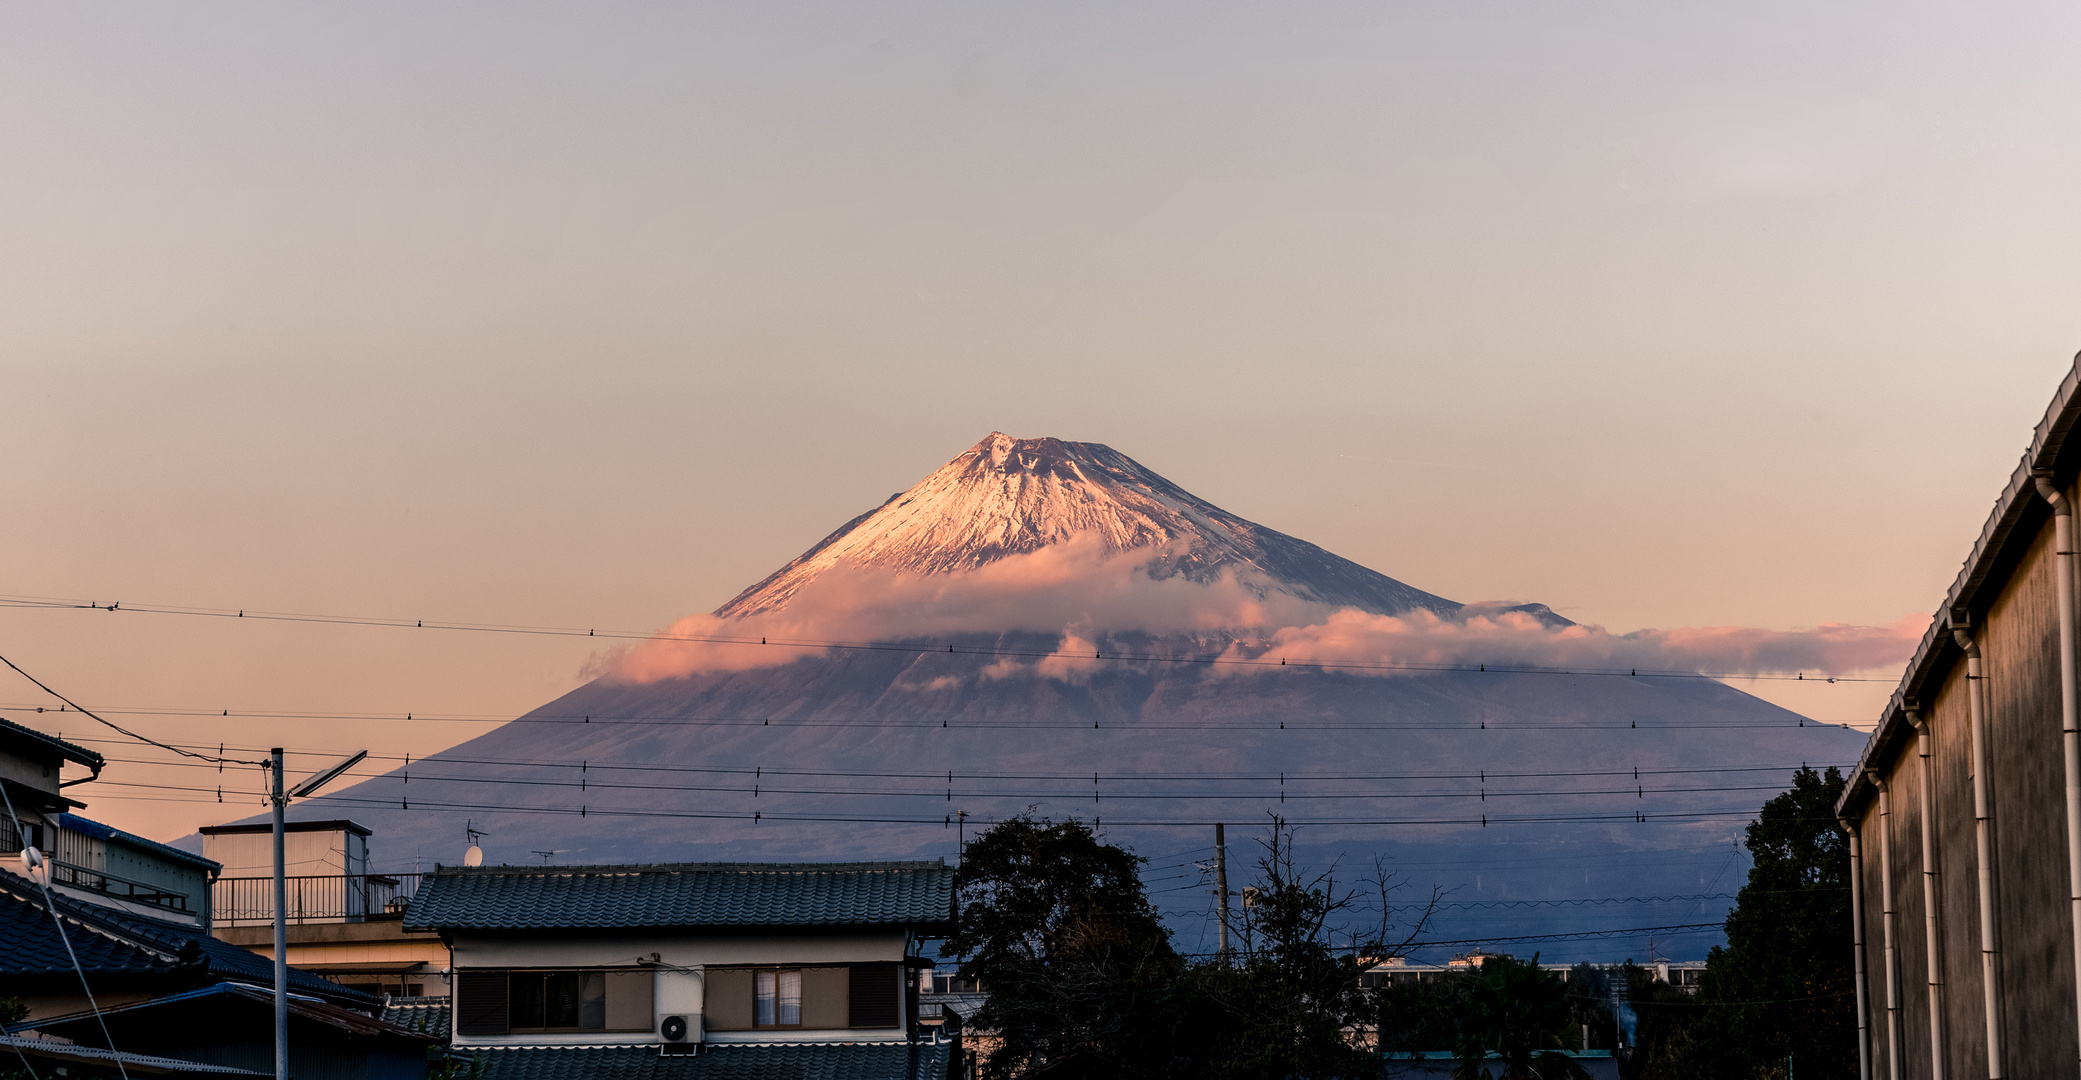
[1215,822,1231,962]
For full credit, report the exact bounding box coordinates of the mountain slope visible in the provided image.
[716,433,1471,621]
[218,430,1857,963]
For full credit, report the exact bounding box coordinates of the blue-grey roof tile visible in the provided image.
[472,1040,952,1080]
[404,861,954,933]
[0,869,376,1009]
[382,996,452,1039]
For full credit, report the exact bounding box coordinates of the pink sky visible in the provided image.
[4,2,2080,841]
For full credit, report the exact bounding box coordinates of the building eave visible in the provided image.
[1839,353,2081,821]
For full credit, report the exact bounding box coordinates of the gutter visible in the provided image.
[1840,353,2081,822]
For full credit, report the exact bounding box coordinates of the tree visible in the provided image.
[1681,766,1855,1078]
[1187,816,1438,1080]
[1449,956,1591,1080]
[950,816,1182,1080]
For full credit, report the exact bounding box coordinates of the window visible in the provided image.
[454,969,652,1035]
[755,969,802,1027]
[511,971,605,1031]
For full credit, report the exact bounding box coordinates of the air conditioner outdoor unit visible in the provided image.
[659,1013,701,1055]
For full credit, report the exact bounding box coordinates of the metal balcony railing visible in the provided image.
[211,872,424,925]
[48,859,194,913]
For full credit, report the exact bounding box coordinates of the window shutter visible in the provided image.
[456,971,510,1036]
[848,963,899,1029]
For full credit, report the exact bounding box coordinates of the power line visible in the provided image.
[0,591,1898,684]
[0,699,1857,732]
[69,779,1801,830]
[0,654,266,767]
[76,749,1856,790]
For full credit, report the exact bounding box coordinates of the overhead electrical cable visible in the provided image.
[79,770,1815,803]
[0,654,266,766]
[0,700,1857,732]
[65,779,1817,829]
[0,591,1896,684]
[77,745,1851,786]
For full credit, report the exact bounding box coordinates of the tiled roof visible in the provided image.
[0,1034,270,1076]
[0,716,104,770]
[22,982,439,1047]
[405,861,954,933]
[0,884,186,975]
[0,868,377,1009]
[382,995,452,1039]
[470,1039,953,1080]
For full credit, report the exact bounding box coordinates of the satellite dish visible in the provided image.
[21,846,48,886]
[464,845,484,867]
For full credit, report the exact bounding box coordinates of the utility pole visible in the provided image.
[1214,823,1230,963]
[270,749,287,1080]
[271,748,367,1080]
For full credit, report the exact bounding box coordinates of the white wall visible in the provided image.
[454,931,905,970]
[449,931,911,1048]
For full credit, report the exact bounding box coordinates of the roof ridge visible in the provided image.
[433,859,948,875]
[0,868,191,964]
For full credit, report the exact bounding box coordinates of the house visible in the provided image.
[401,858,960,1079]
[21,983,439,1080]
[1837,352,2081,1077]
[0,864,380,1021]
[0,1033,270,1079]
[202,819,448,998]
[1,717,222,926]
[1,858,440,1079]
[0,716,103,838]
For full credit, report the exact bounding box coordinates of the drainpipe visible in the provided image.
[1953,621,2007,1077]
[1877,776,1903,1080]
[2037,470,2081,1078]
[1847,814,1873,1080]
[1911,708,1948,1079]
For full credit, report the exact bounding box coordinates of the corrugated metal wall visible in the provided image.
[1851,487,2081,1077]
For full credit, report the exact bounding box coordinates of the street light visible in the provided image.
[270,748,366,1080]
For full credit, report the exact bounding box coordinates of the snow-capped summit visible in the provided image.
[715,432,1467,620]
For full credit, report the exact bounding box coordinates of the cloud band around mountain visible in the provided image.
[588,539,1921,685]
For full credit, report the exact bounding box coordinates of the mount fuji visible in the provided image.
[238,433,1868,961]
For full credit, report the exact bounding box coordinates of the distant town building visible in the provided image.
[401,857,960,1079]
[201,818,448,998]
[1839,354,2081,1077]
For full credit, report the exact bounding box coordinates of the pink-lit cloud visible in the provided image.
[589,537,1924,684]
[1213,607,1924,679]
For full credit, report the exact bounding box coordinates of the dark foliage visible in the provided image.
[950,816,1183,1080]
[1181,819,1433,1080]
[1678,766,1855,1079]
[1617,965,1703,1078]
[1449,956,1590,1080]
[955,815,1438,1080]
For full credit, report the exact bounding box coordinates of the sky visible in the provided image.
[5,1,2081,842]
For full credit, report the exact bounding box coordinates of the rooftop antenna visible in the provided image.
[464,820,487,867]
[532,850,557,865]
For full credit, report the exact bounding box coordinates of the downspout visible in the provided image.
[1953,621,2007,1077]
[1911,708,1948,1080]
[2037,470,2081,1079]
[1848,814,1873,1080]
[1878,776,1903,1080]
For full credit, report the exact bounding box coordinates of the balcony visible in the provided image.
[48,858,195,914]
[211,872,424,926]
